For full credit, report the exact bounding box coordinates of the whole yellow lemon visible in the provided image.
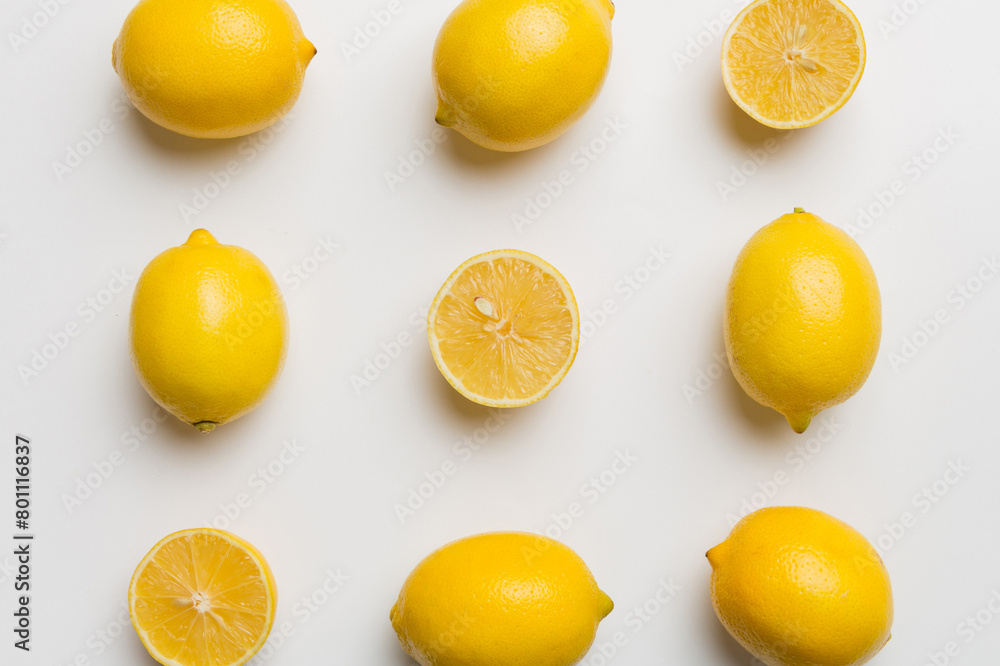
[391,532,613,666]
[432,0,614,152]
[724,208,881,433]
[129,229,289,433]
[112,0,315,139]
[708,506,893,666]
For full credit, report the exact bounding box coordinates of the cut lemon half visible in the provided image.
[128,528,277,666]
[428,250,579,408]
[721,0,865,129]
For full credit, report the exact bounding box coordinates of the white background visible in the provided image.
[2,0,999,664]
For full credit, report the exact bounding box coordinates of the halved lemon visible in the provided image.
[128,528,277,666]
[428,250,579,408]
[721,0,866,129]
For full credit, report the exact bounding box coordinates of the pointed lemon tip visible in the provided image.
[706,542,728,569]
[435,105,455,128]
[596,590,614,618]
[390,602,398,621]
[193,421,218,433]
[185,229,218,247]
[784,411,814,434]
[302,38,317,63]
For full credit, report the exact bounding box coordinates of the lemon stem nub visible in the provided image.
[298,39,317,64]
[193,421,218,434]
[185,229,219,246]
[435,106,455,128]
[785,411,813,434]
[706,542,728,568]
[793,207,805,214]
[597,590,614,618]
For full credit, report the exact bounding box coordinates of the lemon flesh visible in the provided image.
[428,250,579,407]
[722,0,865,129]
[129,528,277,666]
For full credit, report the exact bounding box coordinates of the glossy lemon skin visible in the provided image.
[708,507,893,666]
[129,230,288,432]
[724,210,881,433]
[391,532,613,666]
[433,0,614,152]
[112,0,315,139]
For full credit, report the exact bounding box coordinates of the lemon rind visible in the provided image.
[721,0,867,130]
[128,528,276,666]
[427,249,580,408]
